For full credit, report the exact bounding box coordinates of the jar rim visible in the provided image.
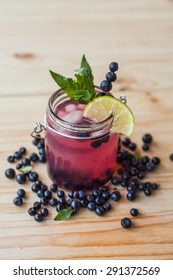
[46,88,113,138]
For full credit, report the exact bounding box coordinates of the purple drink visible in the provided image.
[45,89,119,190]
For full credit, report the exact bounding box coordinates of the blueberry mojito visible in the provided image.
[45,55,135,190]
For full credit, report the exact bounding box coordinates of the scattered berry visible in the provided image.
[121,217,132,228]
[34,213,43,222]
[130,208,139,216]
[5,168,16,179]
[17,189,26,198]
[142,133,153,144]
[16,174,26,184]
[13,196,23,206]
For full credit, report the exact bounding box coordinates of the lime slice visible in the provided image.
[83,96,135,137]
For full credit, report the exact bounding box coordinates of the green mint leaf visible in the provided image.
[49,55,96,104]
[54,209,73,221]
[74,90,91,103]
[133,153,141,161]
[49,70,77,100]
[19,165,32,174]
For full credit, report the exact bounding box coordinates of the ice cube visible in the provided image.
[58,110,66,119]
[63,110,83,124]
[77,104,85,110]
[65,104,76,113]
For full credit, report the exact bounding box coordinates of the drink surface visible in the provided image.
[45,99,118,190]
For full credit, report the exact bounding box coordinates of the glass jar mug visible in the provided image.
[39,89,119,191]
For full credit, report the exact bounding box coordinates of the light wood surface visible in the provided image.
[0,0,173,260]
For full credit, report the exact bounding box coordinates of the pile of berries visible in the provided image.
[4,132,173,228]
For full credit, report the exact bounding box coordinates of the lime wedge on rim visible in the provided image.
[83,96,135,137]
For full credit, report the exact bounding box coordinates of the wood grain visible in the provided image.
[0,0,173,260]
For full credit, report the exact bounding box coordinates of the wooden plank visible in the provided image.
[0,0,173,260]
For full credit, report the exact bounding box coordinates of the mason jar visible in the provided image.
[44,88,119,191]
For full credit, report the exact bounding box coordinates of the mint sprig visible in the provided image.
[49,55,96,104]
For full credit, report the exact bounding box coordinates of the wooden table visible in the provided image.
[0,0,173,260]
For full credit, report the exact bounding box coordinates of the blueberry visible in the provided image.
[66,199,73,207]
[142,143,150,151]
[13,196,23,206]
[44,190,52,199]
[31,183,41,193]
[146,162,155,172]
[111,191,121,201]
[151,183,159,190]
[95,196,105,206]
[59,197,66,206]
[137,183,145,191]
[151,156,161,165]
[22,158,31,166]
[78,190,86,199]
[122,137,131,147]
[34,213,43,222]
[40,208,49,217]
[95,207,106,216]
[19,147,27,155]
[117,168,124,175]
[17,189,26,198]
[121,217,132,228]
[130,208,139,216]
[137,171,145,180]
[102,191,111,200]
[128,142,137,151]
[109,62,118,72]
[37,142,45,149]
[121,181,128,188]
[87,202,96,211]
[126,191,137,201]
[141,155,150,165]
[90,140,102,148]
[49,198,58,207]
[87,194,95,202]
[40,184,48,191]
[71,200,81,211]
[28,171,39,182]
[56,203,65,212]
[92,189,101,197]
[7,155,15,163]
[106,72,117,82]
[142,133,153,144]
[101,185,109,192]
[40,197,49,206]
[57,190,65,198]
[68,190,74,199]
[96,92,107,97]
[169,153,173,161]
[32,137,41,146]
[16,163,22,170]
[144,187,152,196]
[37,189,45,198]
[80,198,88,208]
[100,80,112,92]
[16,174,26,184]
[14,151,22,160]
[111,176,121,185]
[103,202,112,211]
[29,153,39,162]
[50,184,58,192]
[39,155,46,163]
[28,207,36,216]
[33,201,41,210]
[39,148,45,156]
[122,172,131,181]
[5,168,16,179]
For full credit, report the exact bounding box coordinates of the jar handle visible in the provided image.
[31,122,46,139]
